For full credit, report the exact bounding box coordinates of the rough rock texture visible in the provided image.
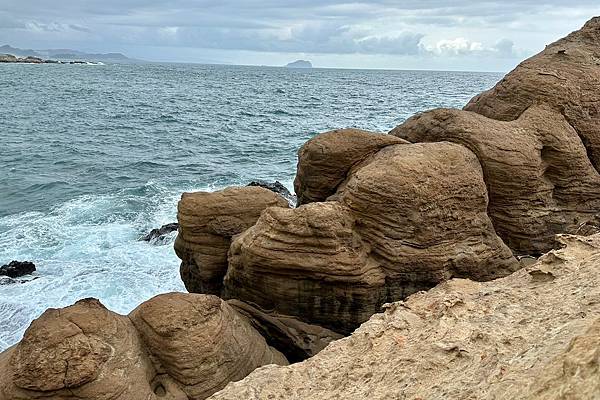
[464,17,600,172]
[293,129,406,206]
[391,106,600,254]
[175,186,288,294]
[208,234,600,400]
[0,298,158,400]
[226,142,517,334]
[0,261,36,278]
[130,293,287,400]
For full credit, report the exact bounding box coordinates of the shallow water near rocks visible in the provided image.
[0,62,502,350]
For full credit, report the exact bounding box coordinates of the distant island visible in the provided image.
[285,60,313,68]
[0,45,142,64]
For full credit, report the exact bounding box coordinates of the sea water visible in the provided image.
[0,63,502,350]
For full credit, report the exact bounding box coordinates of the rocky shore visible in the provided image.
[1,17,600,400]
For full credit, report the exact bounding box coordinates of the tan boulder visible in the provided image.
[293,128,406,205]
[208,234,600,400]
[464,17,600,171]
[175,186,288,294]
[129,293,287,400]
[391,106,600,254]
[0,298,161,400]
[225,142,517,334]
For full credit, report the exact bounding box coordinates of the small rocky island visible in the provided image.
[285,59,312,68]
[1,17,600,400]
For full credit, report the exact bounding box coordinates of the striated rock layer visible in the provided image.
[175,186,288,294]
[209,234,600,400]
[391,106,600,254]
[0,294,287,400]
[464,17,600,172]
[226,140,517,334]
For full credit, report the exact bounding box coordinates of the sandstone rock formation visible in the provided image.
[0,298,158,400]
[175,186,288,294]
[293,128,405,205]
[464,17,600,172]
[0,294,287,400]
[226,140,517,334]
[130,293,287,400]
[391,105,600,254]
[208,234,600,400]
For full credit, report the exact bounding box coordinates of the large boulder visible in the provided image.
[0,298,161,400]
[208,234,600,400]
[464,17,600,172]
[293,129,406,206]
[129,293,287,400]
[175,186,288,294]
[226,142,517,334]
[391,106,600,254]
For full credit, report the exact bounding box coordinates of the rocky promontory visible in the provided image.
[2,16,600,400]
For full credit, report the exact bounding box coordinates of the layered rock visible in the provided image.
[175,186,288,294]
[0,298,159,400]
[226,142,517,334]
[464,17,600,172]
[293,128,406,205]
[208,234,600,400]
[130,293,287,400]
[391,106,600,254]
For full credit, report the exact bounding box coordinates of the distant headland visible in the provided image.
[0,44,141,64]
[285,60,312,68]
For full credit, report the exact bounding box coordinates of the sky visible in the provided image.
[1,1,600,71]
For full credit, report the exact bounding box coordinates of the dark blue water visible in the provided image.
[0,63,502,349]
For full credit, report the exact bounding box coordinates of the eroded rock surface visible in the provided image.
[209,234,600,400]
[293,129,406,206]
[0,298,158,400]
[175,186,288,294]
[391,106,600,254]
[464,17,600,172]
[130,293,287,400]
[226,142,517,334]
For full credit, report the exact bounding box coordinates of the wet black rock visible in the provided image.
[0,261,36,278]
[247,180,297,207]
[141,223,179,244]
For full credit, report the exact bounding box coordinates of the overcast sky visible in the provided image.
[1,1,599,71]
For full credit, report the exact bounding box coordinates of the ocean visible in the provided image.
[0,63,502,350]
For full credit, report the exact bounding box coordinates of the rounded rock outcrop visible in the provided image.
[0,298,157,400]
[175,186,289,294]
[391,106,600,254]
[129,293,287,400]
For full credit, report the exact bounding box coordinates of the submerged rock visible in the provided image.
[0,261,35,278]
[141,222,179,244]
[208,234,600,400]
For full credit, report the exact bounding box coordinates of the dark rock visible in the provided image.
[247,180,296,206]
[0,261,36,278]
[141,223,179,244]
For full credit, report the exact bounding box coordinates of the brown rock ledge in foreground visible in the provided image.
[208,234,600,400]
[0,294,287,400]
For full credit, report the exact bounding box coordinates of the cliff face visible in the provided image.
[209,234,600,400]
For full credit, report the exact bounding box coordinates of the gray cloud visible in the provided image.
[0,0,599,66]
